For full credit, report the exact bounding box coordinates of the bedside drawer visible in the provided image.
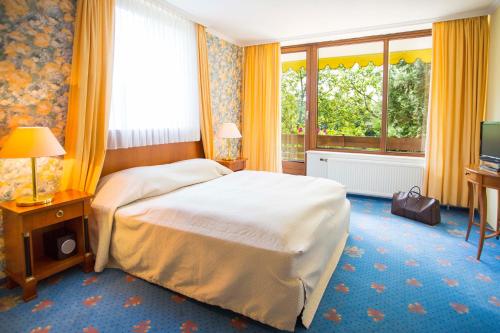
[23,202,83,232]
[465,171,480,183]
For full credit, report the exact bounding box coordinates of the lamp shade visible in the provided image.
[0,127,66,158]
[217,123,242,139]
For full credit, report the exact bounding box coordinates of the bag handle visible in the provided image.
[408,186,421,198]
[402,186,422,210]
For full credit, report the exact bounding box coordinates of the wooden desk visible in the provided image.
[465,165,500,260]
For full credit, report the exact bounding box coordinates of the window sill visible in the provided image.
[311,147,425,158]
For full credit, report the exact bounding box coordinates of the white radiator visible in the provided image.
[306,151,425,198]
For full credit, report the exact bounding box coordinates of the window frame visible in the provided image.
[281,29,432,160]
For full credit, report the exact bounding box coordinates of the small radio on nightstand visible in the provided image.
[43,228,77,260]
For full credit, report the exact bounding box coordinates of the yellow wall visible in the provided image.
[486,7,500,227]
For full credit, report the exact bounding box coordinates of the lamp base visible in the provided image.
[16,194,53,207]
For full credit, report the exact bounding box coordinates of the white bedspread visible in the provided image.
[91,159,233,271]
[117,170,346,253]
[91,159,349,331]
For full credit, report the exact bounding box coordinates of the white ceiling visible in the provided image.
[163,0,499,46]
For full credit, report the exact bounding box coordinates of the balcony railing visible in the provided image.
[282,133,423,161]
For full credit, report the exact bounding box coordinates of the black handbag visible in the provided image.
[391,186,441,225]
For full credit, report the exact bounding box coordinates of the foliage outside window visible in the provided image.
[281,33,432,161]
[317,62,383,143]
[281,52,307,161]
[387,37,431,152]
[281,67,307,136]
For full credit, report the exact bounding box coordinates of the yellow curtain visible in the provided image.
[196,24,214,159]
[424,16,489,207]
[61,0,115,194]
[242,43,281,172]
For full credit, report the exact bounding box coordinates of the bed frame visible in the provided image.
[101,141,204,176]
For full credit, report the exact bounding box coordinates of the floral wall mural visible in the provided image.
[207,33,243,160]
[0,0,76,279]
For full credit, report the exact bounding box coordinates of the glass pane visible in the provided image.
[281,51,307,161]
[387,37,431,153]
[317,42,384,150]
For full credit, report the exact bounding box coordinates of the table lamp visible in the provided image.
[217,122,242,161]
[0,127,66,206]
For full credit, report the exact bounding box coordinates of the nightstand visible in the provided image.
[217,158,247,172]
[0,190,93,301]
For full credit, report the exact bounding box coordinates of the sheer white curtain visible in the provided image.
[108,0,200,149]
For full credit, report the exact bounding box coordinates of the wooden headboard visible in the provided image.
[101,141,204,177]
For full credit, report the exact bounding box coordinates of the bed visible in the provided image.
[91,158,350,331]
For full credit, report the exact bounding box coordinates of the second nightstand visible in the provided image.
[217,158,247,172]
[0,190,93,301]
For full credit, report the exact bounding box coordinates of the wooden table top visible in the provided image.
[0,189,92,215]
[465,164,500,177]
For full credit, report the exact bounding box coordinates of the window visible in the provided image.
[280,30,432,159]
[108,0,200,149]
[317,42,384,151]
[281,51,307,161]
[387,37,431,153]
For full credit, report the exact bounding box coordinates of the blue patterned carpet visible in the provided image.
[0,196,498,333]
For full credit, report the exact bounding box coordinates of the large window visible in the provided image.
[280,31,432,162]
[108,0,200,149]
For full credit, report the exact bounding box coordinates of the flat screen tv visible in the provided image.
[480,121,500,164]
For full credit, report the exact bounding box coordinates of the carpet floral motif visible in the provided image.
[0,196,497,332]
